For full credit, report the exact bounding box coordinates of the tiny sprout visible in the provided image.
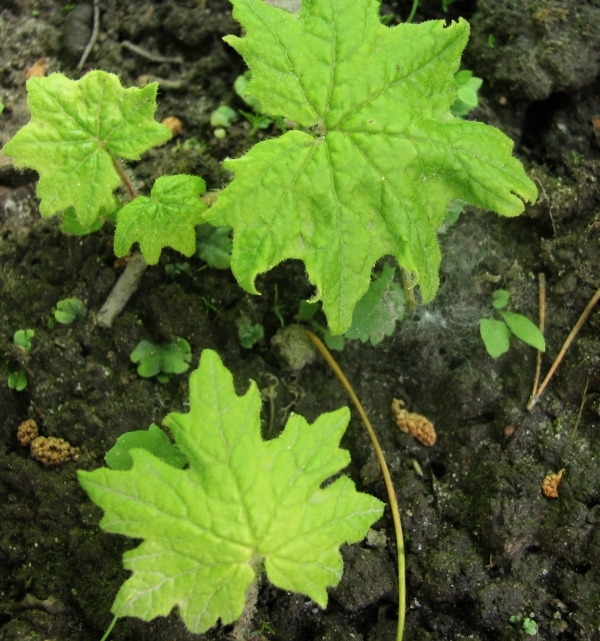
[236,316,264,349]
[7,362,28,391]
[13,329,34,350]
[130,336,192,382]
[451,70,483,118]
[54,298,87,324]
[210,105,238,129]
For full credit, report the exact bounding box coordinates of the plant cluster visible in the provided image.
[3,0,537,637]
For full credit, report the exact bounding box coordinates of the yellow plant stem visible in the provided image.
[305,330,406,641]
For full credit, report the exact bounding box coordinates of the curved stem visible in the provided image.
[405,0,419,23]
[99,613,119,641]
[305,330,406,641]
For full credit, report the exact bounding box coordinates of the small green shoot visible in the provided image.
[451,70,483,118]
[272,284,286,327]
[54,298,87,324]
[78,350,384,635]
[239,109,275,135]
[571,151,584,166]
[234,71,261,111]
[7,362,28,391]
[105,424,188,471]
[114,175,207,265]
[442,0,457,11]
[480,290,545,358]
[509,614,538,636]
[210,105,238,129]
[13,329,35,350]
[487,34,496,47]
[237,316,264,349]
[196,224,232,269]
[130,336,192,382]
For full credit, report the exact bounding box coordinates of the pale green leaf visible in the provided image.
[501,311,545,352]
[492,289,510,310]
[105,424,188,471]
[207,0,537,334]
[114,175,207,264]
[3,71,172,226]
[196,223,232,269]
[78,350,383,634]
[345,264,406,345]
[479,318,511,358]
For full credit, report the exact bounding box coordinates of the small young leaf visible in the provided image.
[78,350,383,634]
[54,298,87,324]
[196,224,232,269]
[207,0,537,334]
[3,71,172,226]
[13,329,35,350]
[130,337,192,378]
[492,289,510,310]
[105,424,188,471]
[59,206,105,236]
[479,318,511,358]
[500,311,545,351]
[7,363,28,391]
[236,317,264,349]
[114,175,207,264]
[345,265,405,345]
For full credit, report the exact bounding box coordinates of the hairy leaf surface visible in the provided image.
[78,350,383,633]
[207,0,537,334]
[3,71,171,226]
[114,175,207,264]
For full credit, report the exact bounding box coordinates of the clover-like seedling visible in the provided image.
[54,298,87,324]
[13,329,35,350]
[78,349,383,635]
[130,336,192,382]
[480,289,545,358]
[6,362,28,391]
[206,0,537,335]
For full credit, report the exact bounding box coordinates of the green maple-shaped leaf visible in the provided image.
[78,349,383,634]
[114,175,208,264]
[206,0,537,334]
[3,71,171,226]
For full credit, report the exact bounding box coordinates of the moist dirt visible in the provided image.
[1,1,599,640]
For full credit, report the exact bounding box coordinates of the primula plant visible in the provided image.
[3,0,540,636]
[79,350,384,634]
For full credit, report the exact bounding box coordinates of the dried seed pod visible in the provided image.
[161,116,183,137]
[391,398,436,447]
[17,419,39,446]
[30,436,80,467]
[541,469,564,499]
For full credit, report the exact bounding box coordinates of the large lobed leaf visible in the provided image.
[78,350,383,633]
[3,71,171,226]
[206,0,537,334]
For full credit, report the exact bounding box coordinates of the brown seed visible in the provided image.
[17,419,39,446]
[26,57,48,79]
[161,116,183,137]
[541,469,565,499]
[391,398,436,447]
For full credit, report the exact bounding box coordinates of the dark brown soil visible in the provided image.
[1,1,599,640]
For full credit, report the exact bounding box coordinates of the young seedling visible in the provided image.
[53,298,87,324]
[78,350,383,636]
[6,362,28,391]
[236,316,265,349]
[130,336,192,382]
[451,70,483,118]
[196,223,232,269]
[13,329,35,350]
[480,289,545,358]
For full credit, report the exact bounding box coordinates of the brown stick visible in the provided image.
[527,286,600,411]
[530,273,546,399]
